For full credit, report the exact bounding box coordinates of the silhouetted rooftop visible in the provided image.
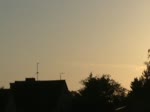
[10,78,71,112]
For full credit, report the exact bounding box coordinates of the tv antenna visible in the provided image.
[59,72,64,80]
[36,62,39,80]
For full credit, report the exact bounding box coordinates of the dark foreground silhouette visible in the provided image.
[71,74,127,112]
[1,50,150,112]
[0,78,72,112]
[0,75,126,112]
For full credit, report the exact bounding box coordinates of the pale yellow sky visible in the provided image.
[0,0,150,90]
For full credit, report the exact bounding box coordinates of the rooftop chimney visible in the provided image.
[25,78,35,82]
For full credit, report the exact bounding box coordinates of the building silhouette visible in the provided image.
[0,78,72,112]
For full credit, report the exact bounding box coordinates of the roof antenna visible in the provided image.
[36,62,39,80]
[60,72,64,80]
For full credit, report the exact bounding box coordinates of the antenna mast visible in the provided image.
[36,63,39,80]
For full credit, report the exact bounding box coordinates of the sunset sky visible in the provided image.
[0,0,150,90]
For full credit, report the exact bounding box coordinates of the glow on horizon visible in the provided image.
[0,0,150,90]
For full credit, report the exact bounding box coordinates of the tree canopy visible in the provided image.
[128,49,150,112]
[72,73,127,112]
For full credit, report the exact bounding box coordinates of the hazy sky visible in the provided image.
[0,0,150,90]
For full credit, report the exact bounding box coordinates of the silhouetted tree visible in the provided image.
[128,49,150,112]
[72,73,127,112]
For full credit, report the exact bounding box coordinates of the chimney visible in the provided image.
[25,78,35,82]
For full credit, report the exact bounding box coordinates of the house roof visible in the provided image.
[10,78,70,112]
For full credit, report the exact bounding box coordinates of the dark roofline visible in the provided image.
[10,77,66,83]
[12,80,66,84]
[10,79,69,90]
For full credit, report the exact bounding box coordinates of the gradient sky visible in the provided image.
[0,0,150,90]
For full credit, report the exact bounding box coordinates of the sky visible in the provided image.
[0,0,150,90]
